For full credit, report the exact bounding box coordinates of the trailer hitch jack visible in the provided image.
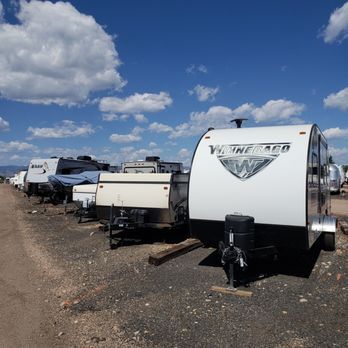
[220,229,248,290]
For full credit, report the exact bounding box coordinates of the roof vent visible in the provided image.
[145,156,160,162]
[77,155,92,161]
[231,118,248,128]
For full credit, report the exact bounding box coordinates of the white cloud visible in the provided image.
[102,113,130,121]
[321,2,348,43]
[169,105,246,139]
[27,120,95,139]
[148,122,174,133]
[0,0,125,105]
[324,87,348,111]
[134,114,148,123]
[188,84,219,102]
[176,148,192,166]
[0,116,10,131]
[323,127,348,139]
[186,64,208,74]
[177,148,191,159]
[163,99,305,139]
[99,92,172,114]
[329,146,348,164]
[251,99,305,123]
[149,142,157,148]
[39,146,93,159]
[0,140,37,153]
[109,126,144,143]
[99,145,163,164]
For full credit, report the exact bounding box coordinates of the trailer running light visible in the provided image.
[100,185,104,188]
[204,136,211,139]
[299,131,306,135]
[163,186,168,190]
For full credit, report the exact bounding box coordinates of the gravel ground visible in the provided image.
[9,187,348,347]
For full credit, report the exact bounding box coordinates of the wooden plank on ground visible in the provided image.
[148,238,203,266]
[210,285,253,297]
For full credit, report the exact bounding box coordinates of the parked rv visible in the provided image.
[11,174,19,188]
[329,164,341,193]
[121,156,183,174]
[189,123,336,286]
[17,170,27,191]
[337,165,346,187]
[24,156,109,199]
[72,184,98,222]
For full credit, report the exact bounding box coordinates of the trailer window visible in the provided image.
[311,153,318,186]
[320,141,328,185]
[123,166,156,173]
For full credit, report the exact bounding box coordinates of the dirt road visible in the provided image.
[0,184,64,347]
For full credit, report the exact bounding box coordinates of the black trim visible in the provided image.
[305,124,315,227]
[190,219,309,250]
[97,206,172,223]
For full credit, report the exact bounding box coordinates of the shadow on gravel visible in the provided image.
[108,226,190,248]
[198,239,322,285]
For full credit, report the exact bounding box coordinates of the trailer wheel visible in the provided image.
[322,232,335,251]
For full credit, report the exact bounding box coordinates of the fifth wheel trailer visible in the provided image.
[189,124,337,259]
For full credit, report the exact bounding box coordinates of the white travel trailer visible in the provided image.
[17,170,27,191]
[10,175,18,187]
[96,173,189,228]
[337,165,345,187]
[121,156,183,174]
[189,124,336,260]
[72,184,98,222]
[24,156,109,198]
[329,164,341,193]
[72,184,97,209]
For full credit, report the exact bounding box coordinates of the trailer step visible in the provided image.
[148,238,203,266]
[210,286,253,297]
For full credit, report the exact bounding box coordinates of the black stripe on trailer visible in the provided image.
[190,219,309,250]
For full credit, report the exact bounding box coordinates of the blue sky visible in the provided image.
[0,0,348,166]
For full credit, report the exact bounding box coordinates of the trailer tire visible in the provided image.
[322,232,335,251]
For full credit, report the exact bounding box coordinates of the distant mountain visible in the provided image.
[0,165,27,177]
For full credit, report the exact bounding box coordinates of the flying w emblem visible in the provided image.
[210,143,291,181]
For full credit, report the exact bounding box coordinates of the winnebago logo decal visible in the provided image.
[209,143,291,180]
